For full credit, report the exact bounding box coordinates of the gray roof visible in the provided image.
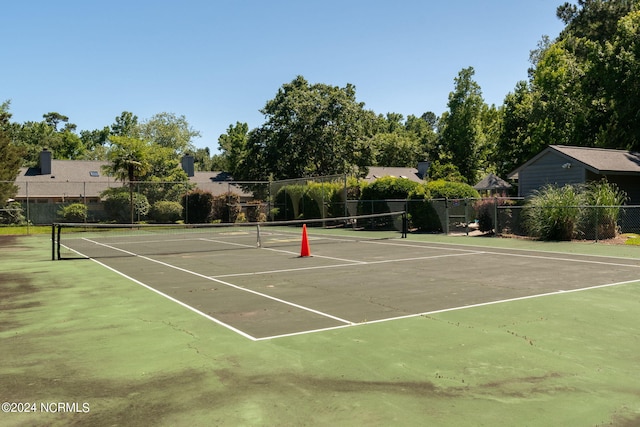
[15,160,116,198]
[474,173,511,191]
[552,145,640,173]
[188,171,254,197]
[364,166,424,183]
[510,145,640,179]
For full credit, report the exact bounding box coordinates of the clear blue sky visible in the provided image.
[2,1,565,152]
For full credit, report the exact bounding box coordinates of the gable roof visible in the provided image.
[364,166,424,183]
[188,171,253,197]
[474,173,511,191]
[509,145,640,179]
[15,160,114,198]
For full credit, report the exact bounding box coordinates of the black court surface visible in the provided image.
[58,230,640,340]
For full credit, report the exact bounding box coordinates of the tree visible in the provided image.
[139,112,200,154]
[405,113,438,163]
[498,0,640,159]
[217,122,249,177]
[0,102,22,206]
[103,136,152,223]
[43,112,69,131]
[239,76,376,180]
[495,81,542,177]
[371,133,422,167]
[79,127,110,160]
[111,111,139,138]
[438,67,486,184]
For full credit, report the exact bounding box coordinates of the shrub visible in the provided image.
[426,180,480,199]
[583,180,627,239]
[276,181,346,220]
[0,201,26,225]
[182,189,214,223]
[246,201,266,222]
[407,187,442,232]
[58,203,88,223]
[524,181,627,241]
[472,197,516,233]
[149,201,182,223]
[275,185,305,220]
[359,177,422,215]
[523,184,585,241]
[211,192,241,223]
[102,188,150,223]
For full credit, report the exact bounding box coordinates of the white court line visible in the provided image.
[68,235,640,341]
[60,243,258,340]
[81,238,354,326]
[363,240,640,269]
[254,277,640,341]
[200,238,367,264]
[213,252,482,278]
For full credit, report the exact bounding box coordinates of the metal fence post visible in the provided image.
[445,198,449,235]
[493,197,498,235]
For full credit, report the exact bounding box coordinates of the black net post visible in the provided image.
[402,212,408,238]
[51,223,56,261]
[57,224,62,260]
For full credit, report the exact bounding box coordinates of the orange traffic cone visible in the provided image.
[300,224,311,257]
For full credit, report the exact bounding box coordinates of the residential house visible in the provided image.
[508,145,640,204]
[363,161,430,184]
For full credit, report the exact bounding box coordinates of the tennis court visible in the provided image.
[53,215,640,340]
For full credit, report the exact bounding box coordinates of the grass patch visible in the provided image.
[624,233,640,245]
[0,225,52,235]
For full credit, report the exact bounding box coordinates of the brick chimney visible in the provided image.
[181,154,195,177]
[40,149,52,175]
[417,160,430,180]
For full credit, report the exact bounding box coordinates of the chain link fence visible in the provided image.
[4,180,640,241]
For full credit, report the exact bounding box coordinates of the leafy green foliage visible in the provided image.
[149,201,183,223]
[102,188,150,223]
[500,1,640,154]
[0,112,22,206]
[426,180,480,199]
[212,192,241,223]
[359,177,422,215]
[583,180,627,239]
[182,189,214,224]
[523,181,626,240]
[0,201,26,225]
[57,203,88,223]
[360,176,422,200]
[439,67,486,184]
[239,76,377,180]
[275,181,346,220]
[407,187,442,232]
[524,184,585,241]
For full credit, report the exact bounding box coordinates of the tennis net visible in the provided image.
[52,211,407,260]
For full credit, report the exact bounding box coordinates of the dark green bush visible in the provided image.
[407,189,441,232]
[524,185,585,241]
[102,188,150,223]
[182,189,214,224]
[359,177,422,215]
[246,201,266,222]
[0,201,26,225]
[524,181,627,241]
[58,203,88,223]
[583,180,627,239]
[149,201,182,223]
[427,180,480,199]
[211,192,241,223]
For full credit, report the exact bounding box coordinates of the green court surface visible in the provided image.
[2,233,640,426]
